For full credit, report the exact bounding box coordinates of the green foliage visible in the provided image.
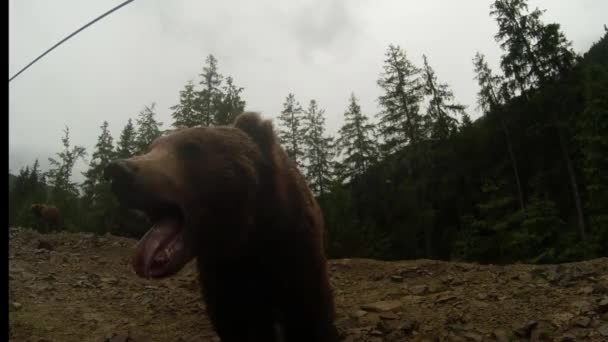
[277,93,306,168]
[171,55,246,127]
[215,76,246,126]
[197,54,223,126]
[422,55,466,140]
[376,44,425,154]
[170,80,200,128]
[134,103,163,155]
[335,93,378,183]
[45,127,87,228]
[81,121,119,234]
[301,100,334,197]
[115,118,137,159]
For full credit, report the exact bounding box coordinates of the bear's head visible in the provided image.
[104,113,270,279]
[31,204,45,217]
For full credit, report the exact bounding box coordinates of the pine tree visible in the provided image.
[302,99,334,196]
[577,32,608,252]
[82,121,118,233]
[215,76,246,126]
[473,52,525,211]
[197,54,224,126]
[170,80,200,128]
[46,127,87,229]
[134,103,163,154]
[376,44,425,154]
[336,93,378,182]
[116,118,137,159]
[491,0,585,239]
[421,55,466,140]
[277,93,306,168]
[491,0,576,95]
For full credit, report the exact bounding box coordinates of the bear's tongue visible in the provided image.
[132,217,184,278]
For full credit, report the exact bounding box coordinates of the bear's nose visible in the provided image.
[104,159,137,183]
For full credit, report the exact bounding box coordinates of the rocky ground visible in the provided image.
[7,227,608,342]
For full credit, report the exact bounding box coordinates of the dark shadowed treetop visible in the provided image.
[197,54,223,126]
[336,93,378,182]
[421,55,466,141]
[46,126,87,199]
[490,0,576,94]
[82,121,115,201]
[170,80,200,128]
[376,44,425,154]
[115,118,137,159]
[302,99,334,196]
[277,93,306,168]
[215,76,246,126]
[134,103,163,154]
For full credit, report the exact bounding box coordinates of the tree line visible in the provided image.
[9,0,608,264]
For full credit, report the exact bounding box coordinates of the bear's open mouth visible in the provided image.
[131,202,195,279]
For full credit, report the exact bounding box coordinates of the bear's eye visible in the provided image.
[176,142,201,160]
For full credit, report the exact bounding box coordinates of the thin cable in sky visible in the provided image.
[9,0,136,83]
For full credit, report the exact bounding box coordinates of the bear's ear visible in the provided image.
[233,112,277,149]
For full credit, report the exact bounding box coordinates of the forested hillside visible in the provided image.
[9,0,608,265]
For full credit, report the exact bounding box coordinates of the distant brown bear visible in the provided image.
[31,204,62,232]
[104,112,339,342]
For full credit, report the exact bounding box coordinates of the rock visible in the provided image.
[556,333,576,342]
[409,285,429,295]
[598,297,608,313]
[491,329,512,342]
[10,302,22,311]
[599,324,608,337]
[530,321,552,341]
[414,334,439,342]
[379,312,399,320]
[388,275,403,283]
[513,320,538,338]
[571,300,594,314]
[551,312,575,327]
[361,300,402,312]
[462,331,483,342]
[36,240,53,250]
[350,310,367,319]
[572,316,591,328]
[592,284,608,295]
[435,293,457,304]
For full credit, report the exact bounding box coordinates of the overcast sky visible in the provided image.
[9,0,607,183]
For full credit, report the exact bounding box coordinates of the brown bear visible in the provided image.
[31,204,62,232]
[103,112,339,342]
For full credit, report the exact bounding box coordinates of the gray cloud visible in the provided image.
[9,0,607,184]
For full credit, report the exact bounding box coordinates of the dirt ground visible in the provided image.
[7,227,608,342]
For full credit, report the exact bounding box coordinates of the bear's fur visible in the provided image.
[30,204,62,232]
[104,112,339,342]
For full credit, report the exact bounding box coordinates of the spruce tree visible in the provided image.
[82,121,118,233]
[46,127,87,228]
[215,76,246,126]
[170,80,200,128]
[336,93,378,182]
[421,55,466,140]
[134,103,163,154]
[376,44,425,154]
[277,93,306,168]
[473,52,525,211]
[116,118,137,159]
[197,54,223,126]
[491,0,575,94]
[302,99,334,196]
[491,0,585,238]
